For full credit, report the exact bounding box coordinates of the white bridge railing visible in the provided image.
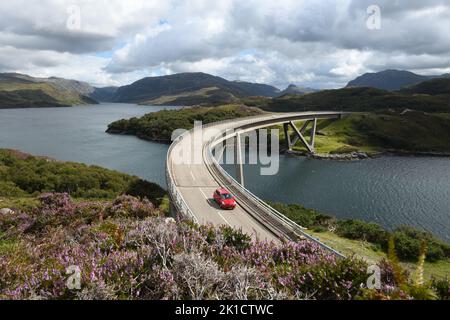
[166,130,198,223]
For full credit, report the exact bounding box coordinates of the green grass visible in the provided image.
[277,117,380,154]
[0,196,39,211]
[404,261,450,280]
[0,233,21,256]
[159,195,171,214]
[312,116,380,153]
[309,230,384,264]
[307,230,450,279]
[278,112,450,154]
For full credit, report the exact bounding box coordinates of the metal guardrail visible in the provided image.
[166,112,346,258]
[166,131,199,223]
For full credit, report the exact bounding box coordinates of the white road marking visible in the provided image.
[199,188,232,227]
[190,170,196,181]
[199,188,209,200]
[217,211,232,227]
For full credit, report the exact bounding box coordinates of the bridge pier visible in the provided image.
[283,123,292,151]
[284,119,317,154]
[310,118,317,150]
[235,131,245,187]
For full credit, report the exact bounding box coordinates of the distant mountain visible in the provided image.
[230,80,280,97]
[0,72,282,108]
[346,70,450,91]
[346,70,430,91]
[0,73,97,109]
[112,72,280,106]
[277,84,318,96]
[44,77,96,97]
[0,73,97,96]
[400,78,450,95]
[90,86,118,102]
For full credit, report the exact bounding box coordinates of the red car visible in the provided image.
[213,188,237,210]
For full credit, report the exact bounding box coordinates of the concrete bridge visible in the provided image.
[166,111,346,257]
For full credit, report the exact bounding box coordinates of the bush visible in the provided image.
[218,226,252,251]
[0,181,27,197]
[336,219,389,246]
[0,149,166,204]
[105,195,158,219]
[0,193,375,300]
[431,277,450,300]
[393,226,446,262]
[269,202,333,229]
[2,193,447,300]
[125,179,166,207]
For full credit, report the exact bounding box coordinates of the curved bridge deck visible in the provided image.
[167,112,346,255]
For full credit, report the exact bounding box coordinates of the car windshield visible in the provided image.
[221,193,233,200]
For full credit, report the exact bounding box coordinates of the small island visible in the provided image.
[106,104,265,143]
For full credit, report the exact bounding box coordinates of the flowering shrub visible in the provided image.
[0,193,441,300]
[105,195,157,219]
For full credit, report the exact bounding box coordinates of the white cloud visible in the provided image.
[0,0,449,88]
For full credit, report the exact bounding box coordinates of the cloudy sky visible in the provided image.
[1,0,450,89]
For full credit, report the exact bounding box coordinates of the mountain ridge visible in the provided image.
[0,73,98,108]
[277,84,318,97]
[3,69,450,109]
[111,72,280,106]
[346,69,450,91]
[400,78,450,95]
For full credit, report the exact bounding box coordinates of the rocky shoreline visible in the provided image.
[284,148,450,161]
[284,149,371,161]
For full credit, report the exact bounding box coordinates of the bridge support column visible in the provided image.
[235,132,245,187]
[283,123,292,151]
[283,119,318,154]
[310,118,317,151]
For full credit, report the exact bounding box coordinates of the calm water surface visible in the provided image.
[0,103,179,186]
[223,154,450,241]
[0,103,449,241]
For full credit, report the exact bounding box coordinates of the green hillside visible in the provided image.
[139,86,240,106]
[0,149,166,205]
[0,75,97,108]
[400,78,450,95]
[113,72,280,105]
[260,87,450,113]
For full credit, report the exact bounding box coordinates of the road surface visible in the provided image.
[168,112,344,242]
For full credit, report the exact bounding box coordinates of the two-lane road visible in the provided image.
[168,112,345,243]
